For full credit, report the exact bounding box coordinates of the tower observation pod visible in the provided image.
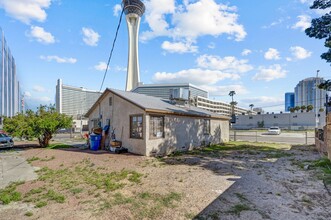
[122,0,145,91]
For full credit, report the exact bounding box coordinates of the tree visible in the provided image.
[294,106,301,112]
[307,104,314,112]
[3,105,72,147]
[318,79,331,91]
[229,91,236,115]
[289,107,295,113]
[305,0,331,64]
[301,105,307,112]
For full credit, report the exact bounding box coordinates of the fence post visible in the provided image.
[305,131,308,145]
[256,131,258,142]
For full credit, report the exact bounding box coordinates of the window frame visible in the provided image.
[203,119,211,135]
[149,115,165,139]
[130,114,143,139]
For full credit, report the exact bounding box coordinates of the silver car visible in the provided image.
[268,127,281,135]
[0,133,14,148]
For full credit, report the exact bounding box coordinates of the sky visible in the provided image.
[0,0,330,112]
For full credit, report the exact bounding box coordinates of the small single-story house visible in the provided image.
[85,89,230,156]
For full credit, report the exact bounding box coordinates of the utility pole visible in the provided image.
[315,70,320,129]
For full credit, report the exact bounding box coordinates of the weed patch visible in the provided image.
[0,181,24,204]
[227,204,251,216]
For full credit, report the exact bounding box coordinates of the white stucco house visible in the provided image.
[85,89,230,156]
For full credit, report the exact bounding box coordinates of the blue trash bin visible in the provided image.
[90,134,101,151]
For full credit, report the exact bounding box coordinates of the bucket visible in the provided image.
[90,134,101,151]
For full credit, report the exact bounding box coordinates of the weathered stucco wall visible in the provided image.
[145,114,229,156]
[88,92,146,155]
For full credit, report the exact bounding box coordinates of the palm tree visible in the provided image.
[294,106,301,112]
[228,91,236,115]
[301,105,306,112]
[306,105,313,112]
[249,104,254,111]
[229,91,236,102]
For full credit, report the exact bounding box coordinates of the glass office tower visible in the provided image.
[0,27,21,118]
[285,92,295,112]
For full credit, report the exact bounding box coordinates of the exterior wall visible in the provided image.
[56,79,102,117]
[88,92,146,156]
[132,83,208,99]
[0,27,21,118]
[295,77,326,113]
[285,92,295,112]
[196,96,255,117]
[233,112,326,130]
[145,114,229,156]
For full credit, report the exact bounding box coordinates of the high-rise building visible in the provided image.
[122,0,145,91]
[132,83,253,117]
[294,77,326,113]
[0,27,21,118]
[56,79,102,118]
[285,92,295,112]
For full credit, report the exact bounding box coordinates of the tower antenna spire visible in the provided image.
[122,0,145,91]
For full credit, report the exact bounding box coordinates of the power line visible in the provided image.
[99,8,124,92]
[256,96,329,109]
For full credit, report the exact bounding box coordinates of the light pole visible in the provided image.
[315,70,320,129]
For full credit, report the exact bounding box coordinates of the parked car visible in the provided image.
[268,127,281,135]
[0,133,14,148]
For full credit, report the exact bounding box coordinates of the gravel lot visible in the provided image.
[0,142,330,220]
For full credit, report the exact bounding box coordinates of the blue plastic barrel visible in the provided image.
[90,134,101,151]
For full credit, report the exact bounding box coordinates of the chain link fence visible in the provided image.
[230,130,315,145]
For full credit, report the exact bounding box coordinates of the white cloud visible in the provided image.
[201,84,248,96]
[28,26,55,44]
[290,46,312,60]
[253,64,287,82]
[241,49,252,56]
[264,48,281,60]
[153,68,239,85]
[292,15,311,31]
[142,0,246,53]
[113,4,122,16]
[82,27,100,46]
[36,96,51,102]
[161,41,198,53]
[94,62,108,71]
[33,85,46,93]
[24,91,32,97]
[196,54,253,74]
[0,0,51,24]
[40,55,77,64]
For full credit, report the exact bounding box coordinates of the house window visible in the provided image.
[150,116,164,138]
[109,97,112,106]
[130,115,143,139]
[203,119,210,134]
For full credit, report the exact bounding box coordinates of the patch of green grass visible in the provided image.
[47,143,72,149]
[159,192,181,208]
[70,188,83,195]
[265,151,293,159]
[0,181,24,205]
[235,193,248,201]
[40,156,56,162]
[27,156,40,163]
[25,211,33,217]
[35,201,47,208]
[227,204,251,216]
[112,192,133,205]
[44,190,65,203]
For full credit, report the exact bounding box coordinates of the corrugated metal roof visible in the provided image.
[86,88,230,120]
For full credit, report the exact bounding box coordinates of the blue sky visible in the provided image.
[0,0,330,112]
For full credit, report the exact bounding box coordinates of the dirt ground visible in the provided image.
[0,142,331,220]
